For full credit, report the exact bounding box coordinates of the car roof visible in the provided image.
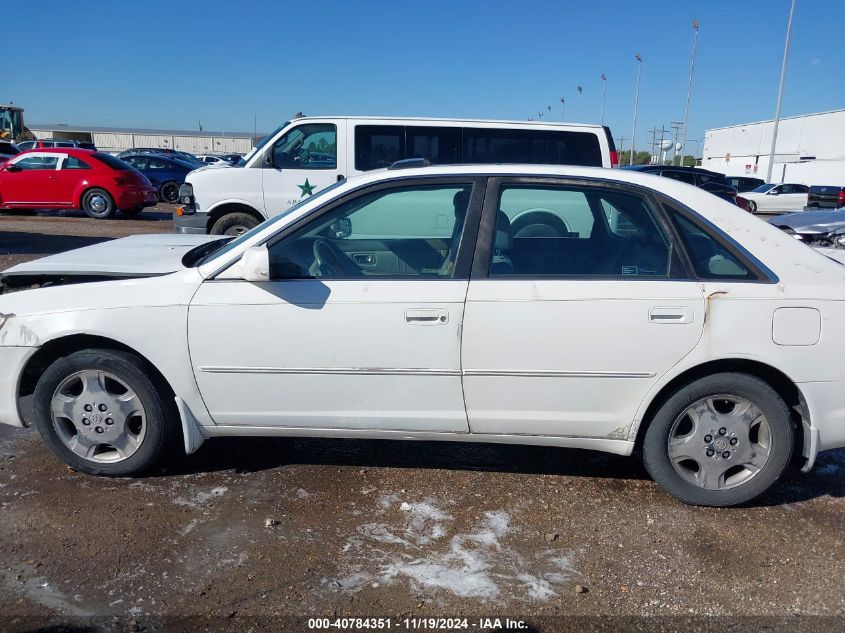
[625,165,723,175]
[288,115,605,130]
[16,147,96,156]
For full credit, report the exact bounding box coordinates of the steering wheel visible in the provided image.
[312,238,353,277]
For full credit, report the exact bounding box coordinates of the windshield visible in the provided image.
[238,123,288,166]
[196,178,347,267]
[751,184,773,193]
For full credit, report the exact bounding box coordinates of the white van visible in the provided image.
[174,116,619,235]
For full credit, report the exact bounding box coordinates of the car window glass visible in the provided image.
[779,184,791,194]
[272,123,337,170]
[795,185,808,193]
[62,156,91,170]
[267,184,472,279]
[665,206,752,279]
[12,155,60,170]
[661,170,696,185]
[406,126,460,165]
[355,125,405,171]
[491,185,677,278]
[463,128,603,167]
[147,159,167,170]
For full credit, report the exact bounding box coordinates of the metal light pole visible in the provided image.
[766,0,797,183]
[600,74,607,125]
[560,97,565,121]
[630,54,642,165]
[679,19,700,169]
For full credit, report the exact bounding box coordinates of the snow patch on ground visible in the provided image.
[173,486,229,507]
[324,497,579,602]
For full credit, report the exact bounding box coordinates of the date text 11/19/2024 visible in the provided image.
[307,617,529,630]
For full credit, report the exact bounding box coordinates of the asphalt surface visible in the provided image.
[0,207,843,632]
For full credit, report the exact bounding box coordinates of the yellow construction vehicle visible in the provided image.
[0,104,36,143]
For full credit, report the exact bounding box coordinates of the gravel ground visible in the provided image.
[0,209,843,632]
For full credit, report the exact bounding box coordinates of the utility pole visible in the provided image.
[670,121,684,165]
[766,0,797,183]
[679,19,700,173]
[649,127,660,164]
[630,54,643,165]
[616,136,626,159]
[600,74,607,125]
[560,97,565,121]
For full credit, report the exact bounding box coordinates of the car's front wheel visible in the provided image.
[33,349,177,476]
[160,181,180,203]
[643,373,793,506]
[748,200,758,213]
[81,188,116,219]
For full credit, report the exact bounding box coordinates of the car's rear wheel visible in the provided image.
[81,188,116,219]
[160,181,180,203]
[748,200,758,213]
[210,212,260,236]
[120,206,144,216]
[32,349,177,476]
[643,372,793,506]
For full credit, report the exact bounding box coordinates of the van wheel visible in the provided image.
[32,349,178,477]
[642,373,793,506]
[211,212,260,236]
[81,189,115,219]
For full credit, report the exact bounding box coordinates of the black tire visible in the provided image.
[748,200,757,214]
[160,181,180,203]
[81,188,116,219]
[642,372,793,506]
[210,212,260,236]
[32,349,178,477]
[120,206,145,216]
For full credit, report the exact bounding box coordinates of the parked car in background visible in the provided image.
[120,152,199,203]
[175,115,620,235]
[0,149,157,218]
[724,176,765,193]
[17,139,97,151]
[117,148,199,164]
[3,163,845,507]
[768,208,845,246]
[805,185,845,210]
[219,153,244,165]
[736,195,753,212]
[623,165,739,204]
[0,141,20,165]
[196,155,231,167]
[741,183,809,213]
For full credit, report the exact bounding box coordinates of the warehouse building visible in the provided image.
[702,109,845,185]
[27,123,257,155]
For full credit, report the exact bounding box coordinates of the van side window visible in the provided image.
[271,124,337,170]
[406,127,460,165]
[355,125,405,171]
[463,128,603,167]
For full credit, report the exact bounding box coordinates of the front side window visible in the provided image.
[272,123,337,170]
[490,184,678,278]
[355,125,404,171]
[665,206,752,280]
[11,155,60,170]
[267,184,472,279]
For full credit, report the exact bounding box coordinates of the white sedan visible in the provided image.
[743,183,809,213]
[195,155,231,167]
[1,165,844,507]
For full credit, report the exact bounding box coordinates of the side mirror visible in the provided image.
[263,153,274,168]
[768,189,779,195]
[241,245,270,282]
[5,163,21,172]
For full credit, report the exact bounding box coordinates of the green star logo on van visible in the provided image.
[298,178,316,198]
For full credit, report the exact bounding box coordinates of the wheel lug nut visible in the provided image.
[98,404,107,412]
[722,451,731,459]
[82,418,90,426]
[718,427,727,435]
[730,437,738,445]
[704,434,712,443]
[95,427,104,434]
[84,404,92,412]
[706,449,715,457]
[106,418,114,426]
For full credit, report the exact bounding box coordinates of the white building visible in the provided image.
[702,109,845,185]
[27,123,258,155]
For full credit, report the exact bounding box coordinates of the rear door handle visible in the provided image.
[405,308,448,325]
[649,306,693,324]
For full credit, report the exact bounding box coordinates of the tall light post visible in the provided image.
[766,0,797,183]
[600,74,607,125]
[630,54,642,165]
[678,19,700,168]
[560,96,565,121]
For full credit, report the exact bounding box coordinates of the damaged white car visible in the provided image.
[2,164,845,507]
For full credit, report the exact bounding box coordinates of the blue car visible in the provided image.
[120,153,200,203]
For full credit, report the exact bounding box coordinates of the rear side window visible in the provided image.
[355,125,405,171]
[661,170,695,185]
[665,206,752,280]
[63,156,91,170]
[464,128,602,166]
[406,126,460,165]
[92,152,134,170]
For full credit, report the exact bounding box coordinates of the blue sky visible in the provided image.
[7,1,844,154]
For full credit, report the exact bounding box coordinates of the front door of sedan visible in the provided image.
[188,177,483,431]
[461,178,706,439]
[771,184,808,211]
[0,153,62,205]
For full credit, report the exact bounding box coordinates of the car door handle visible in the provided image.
[405,308,448,325]
[649,306,693,324]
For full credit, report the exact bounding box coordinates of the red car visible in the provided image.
[0,149,158,219]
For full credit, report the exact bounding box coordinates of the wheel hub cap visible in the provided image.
[90,195,107,213]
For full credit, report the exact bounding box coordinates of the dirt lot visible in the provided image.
[0,209,843,632]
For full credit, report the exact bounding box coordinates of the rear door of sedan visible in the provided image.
[461,176,706,439]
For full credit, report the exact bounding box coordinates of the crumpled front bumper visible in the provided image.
[0,345,37,428]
